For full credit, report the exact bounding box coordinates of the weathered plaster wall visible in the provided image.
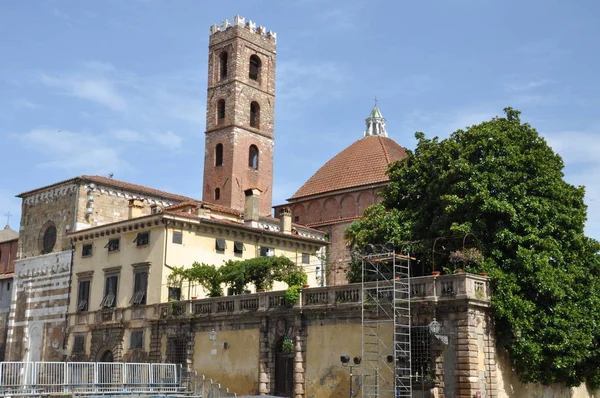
[495,349,600,398]
[305,323,362,398]
[193,328,260,395]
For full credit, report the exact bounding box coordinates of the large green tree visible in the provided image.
[346,108,600,387]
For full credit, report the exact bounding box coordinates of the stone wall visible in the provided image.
[19,179,182,259]
[64,274,496,397]
[19,183,79,258]
[6,250,72,361]
[203,19,276,216]
[275,186,385,285]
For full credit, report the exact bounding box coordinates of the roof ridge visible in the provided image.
[377,136,391,164]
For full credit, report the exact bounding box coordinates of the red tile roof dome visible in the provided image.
[290,136,408,199]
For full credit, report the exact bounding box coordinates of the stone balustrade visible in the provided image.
[69,273,490,326]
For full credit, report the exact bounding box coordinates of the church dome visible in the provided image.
[290,135,408,199]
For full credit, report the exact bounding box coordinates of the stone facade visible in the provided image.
[61,274,495,397]
[7,176,192,362]
[18,177,187,259]
[275,186,385,285]
[202,17,276,217]
[5,250,72,362]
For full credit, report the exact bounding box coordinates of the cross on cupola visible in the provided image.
[364,100,387,137]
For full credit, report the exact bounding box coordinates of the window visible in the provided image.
[214,188,221,200]
[249,54,261,81]
[73,335,85,353]
[168,287,181,301]
[249,145,259,170]
[106,238,120,252]
[411,326,434,382]
[130,330,144,350]
[215,238,226,252]
[42,222,57,254]
[101,275,119,308]
[6,282,10,291]
[219,51,228,80]
[250,102,260,128]
[217,99,226,121]
[302,253,310,265]
[131,271,148,306]
[234,241,244,254]
[260,246,274,257]
[294,216,300,222]
[82,244,93,257]
[77,280,91,312]
[215,143,223,166]
[166,338,187,365]
[134,232,149,247]
[172,231,183,245]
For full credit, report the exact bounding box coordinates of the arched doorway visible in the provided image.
[274,337,294,397]
[98,350,114,385]
[100,350,114,362]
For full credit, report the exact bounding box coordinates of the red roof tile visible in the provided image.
[290,136,407,200]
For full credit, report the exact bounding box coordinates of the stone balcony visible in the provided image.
[69,273,490,327]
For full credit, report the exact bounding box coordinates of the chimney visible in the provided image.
[244,188,261,223]
[279,207,292,235]
[128,199,144,219]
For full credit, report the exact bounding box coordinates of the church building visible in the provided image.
[274,105,408,285]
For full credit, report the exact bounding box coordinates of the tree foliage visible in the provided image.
[346,108,600,387]
[170,255,307,299]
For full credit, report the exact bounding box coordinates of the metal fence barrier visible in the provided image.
[0,361,183,396]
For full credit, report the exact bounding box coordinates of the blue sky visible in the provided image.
[1,0,599,240]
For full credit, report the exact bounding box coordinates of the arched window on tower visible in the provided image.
[214,188,221,200]
[215,143,223,167]
[250,101,260,128]
[249,55,261,81]
[249,145,259,170]
[217,99,226,121]
[219,52,228,80]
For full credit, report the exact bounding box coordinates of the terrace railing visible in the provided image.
[70,273,490,325]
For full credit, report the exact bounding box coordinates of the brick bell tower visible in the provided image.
[202,16,276,216]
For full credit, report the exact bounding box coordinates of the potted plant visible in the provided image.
[281,335,294,354]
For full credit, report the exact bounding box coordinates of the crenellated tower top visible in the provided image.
[209,15,277,43]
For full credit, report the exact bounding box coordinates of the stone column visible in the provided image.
[455,307,494,398]
[483,314,498,398]
[293,315,306,398]
[258,317,270,395]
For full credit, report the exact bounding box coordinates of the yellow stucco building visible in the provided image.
[66,197,327,361]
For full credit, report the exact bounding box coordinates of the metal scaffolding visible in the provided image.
[362,248,412,398]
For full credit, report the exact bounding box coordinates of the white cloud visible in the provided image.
[542,130,600,240]
[504,79,550,92]
[277,60,348,103]
[40,74,128,111]
[152,131,182,151]
[110,129,182,150]
[543,130,600,166]
[110,129,144,143]
[15,127,184,175]
[17,129,130,174]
